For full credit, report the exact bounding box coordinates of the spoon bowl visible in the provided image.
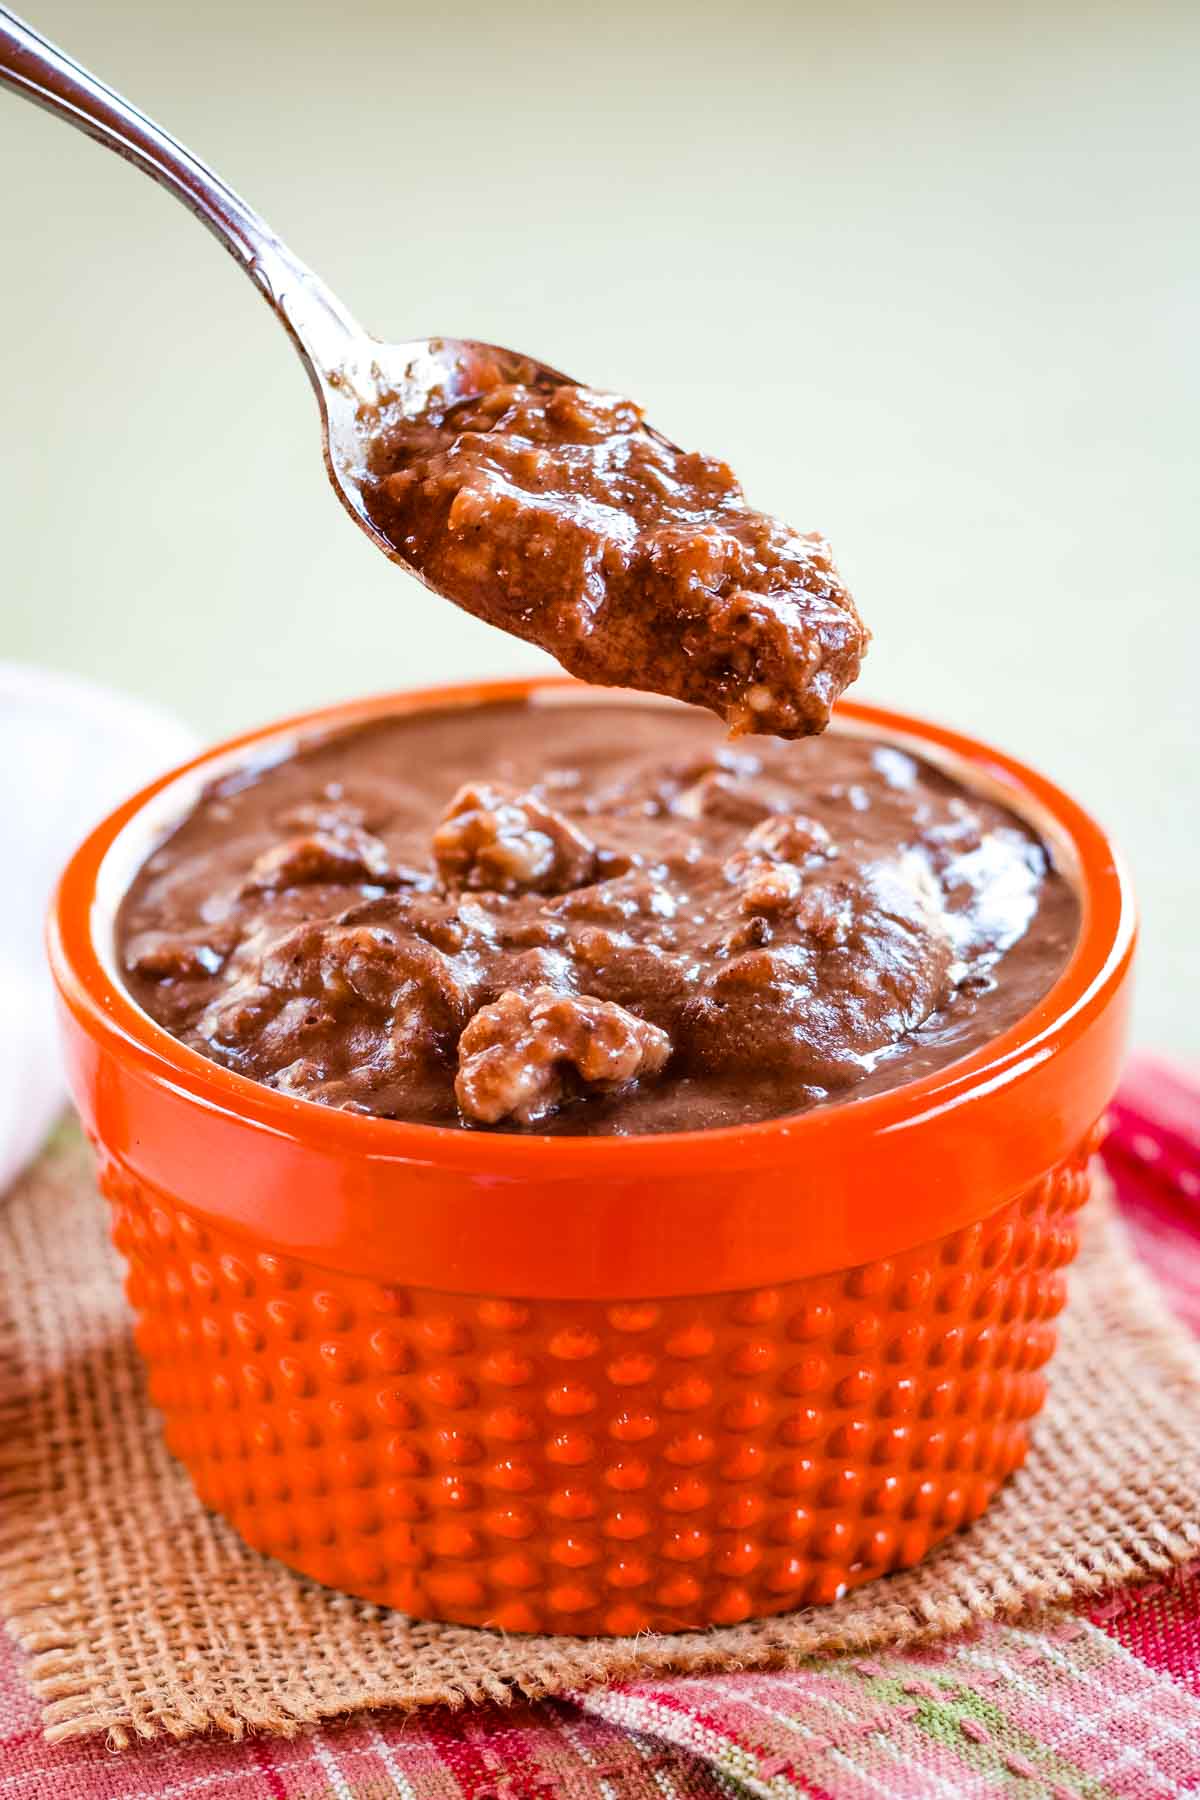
[318,336,576,565]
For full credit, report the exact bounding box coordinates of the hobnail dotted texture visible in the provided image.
[100,1135,1098,1635]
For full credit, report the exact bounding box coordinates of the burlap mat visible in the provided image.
[2,1129,1200,1747]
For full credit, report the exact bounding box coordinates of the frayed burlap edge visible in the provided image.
[2,1127,1200,1746]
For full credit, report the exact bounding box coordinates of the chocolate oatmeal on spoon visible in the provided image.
[367,373,866,737]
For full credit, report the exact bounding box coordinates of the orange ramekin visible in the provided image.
[48,678,1135,1636]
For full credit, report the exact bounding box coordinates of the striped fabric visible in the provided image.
[2,1053,1198,1799]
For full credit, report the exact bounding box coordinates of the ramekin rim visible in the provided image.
[49,676,1136,1178]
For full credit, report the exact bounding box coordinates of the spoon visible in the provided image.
[0,6,580,571]
[1,8,869,740]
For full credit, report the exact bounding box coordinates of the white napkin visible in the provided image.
[0,663,197,1191]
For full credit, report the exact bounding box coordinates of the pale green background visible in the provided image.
[2,0,1196,1054]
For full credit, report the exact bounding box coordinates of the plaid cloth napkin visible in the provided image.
[2,1053,1198,1800]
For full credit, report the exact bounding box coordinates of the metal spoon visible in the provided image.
[1,9,870,742]
[0,6,578,569]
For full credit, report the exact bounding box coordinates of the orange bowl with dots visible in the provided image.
[47,678,1135,1635]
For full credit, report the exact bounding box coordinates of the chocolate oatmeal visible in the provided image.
[367,378,867,737]
[116,700,1079,1135]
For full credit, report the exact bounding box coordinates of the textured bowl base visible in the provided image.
[100,1140,1095,1636]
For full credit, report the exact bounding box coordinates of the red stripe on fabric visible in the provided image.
[1107,1128,1200,1211]
[1113,1054,1200,1145]
[0,1728,44,1755]
[1104,1129,1200,1334]
[249,1737,289,1798]
[1089,1565,1200,1695]
[425,1713,503,1796]
[616,1683,837,1800]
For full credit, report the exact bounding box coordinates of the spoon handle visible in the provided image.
[0,5,367,381]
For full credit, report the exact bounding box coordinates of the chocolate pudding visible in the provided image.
[366,374,867,738]
[116,700,1079,1135]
